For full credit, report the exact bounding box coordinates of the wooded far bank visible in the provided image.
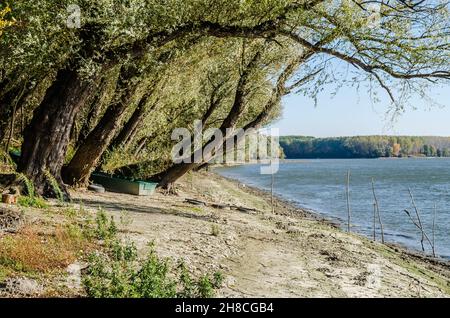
[280,136,450,159]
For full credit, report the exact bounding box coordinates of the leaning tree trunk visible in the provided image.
[0,85,23,146]
[63,82,139,186]
[155,51,262,189]
[155,162,200,189]
[18,68,99,199]
[109,92,154,150]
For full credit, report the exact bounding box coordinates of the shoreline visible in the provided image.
[2,170,450,297]
[213,171,450,266]
[211,158,450,263]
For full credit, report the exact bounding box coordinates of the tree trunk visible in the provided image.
[155,51,262,189]
[109,92,153,150]
[63,81,139,186]
[18,68,98,199]
[156,162,199,189]
[0,85,22,146]
[75,73,118,148]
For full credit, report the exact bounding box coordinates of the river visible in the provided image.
[215,158,450,258]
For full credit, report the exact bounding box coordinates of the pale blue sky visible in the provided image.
[272,84,450,137]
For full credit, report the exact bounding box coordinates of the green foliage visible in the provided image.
[15,173,49,208]
[43,170,65,202]
[94,210,118,241]
[16,173,35,197]
[83,240,224,298]
[17,196,48,209]
[2,0,449,190]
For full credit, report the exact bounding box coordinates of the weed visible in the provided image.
[119,210,133,229]
[211,224,220,237]
[17,196,48,209]
[95,210,117,241]
[82,241,224,298]
[43,170,65,203]
[15,173,49,209]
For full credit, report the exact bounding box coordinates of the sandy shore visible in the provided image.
[69,171,450,298]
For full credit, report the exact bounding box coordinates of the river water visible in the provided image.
[215,158,450,258]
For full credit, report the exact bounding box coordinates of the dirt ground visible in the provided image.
[69,171,450,298]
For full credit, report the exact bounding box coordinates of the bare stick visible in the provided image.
[271,160,275,214]
[404,209,434,252]
[371,178,385,243]
[432,203,437,258]
[346,170,351,233]
[408,188,425,252]
[373,203,377,241]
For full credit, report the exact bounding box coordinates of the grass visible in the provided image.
[17,196,48,209]
[372,243,450,295]
[0,224,92,274]
[0,197,225,297]
[186,206,204,213]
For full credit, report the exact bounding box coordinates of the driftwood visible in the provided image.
[2,194,17,205]
[185,199,207,206]
[185,198,260,214]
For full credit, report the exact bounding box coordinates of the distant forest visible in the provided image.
[279,136,450,159]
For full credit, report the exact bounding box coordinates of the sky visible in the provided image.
[271,84,450,138]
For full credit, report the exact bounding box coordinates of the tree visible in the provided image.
[2,0,449,198]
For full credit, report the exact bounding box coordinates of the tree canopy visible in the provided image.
[0,0,449,198]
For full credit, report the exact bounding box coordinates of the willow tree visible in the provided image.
[2,0,297,197]
[151,0,450,188]
[1,0,449,198]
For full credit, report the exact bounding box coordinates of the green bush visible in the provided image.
[17,196,48,209]
[15,173,49,209]
[94,210,117,241]
[82,241,223,298]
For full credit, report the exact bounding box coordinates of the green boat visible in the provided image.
[90,172,157,196]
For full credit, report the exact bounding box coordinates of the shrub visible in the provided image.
[15,173,49,209]
[82,241,224,298]
[17,196,48,209]
[94,210,117,241]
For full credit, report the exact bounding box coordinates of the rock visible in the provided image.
[225,276,236,287]
[0,278,44,297]
[286,226,302,235]
[0,208,24,232]
[88,184,105,193]
[66,262,88,290]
